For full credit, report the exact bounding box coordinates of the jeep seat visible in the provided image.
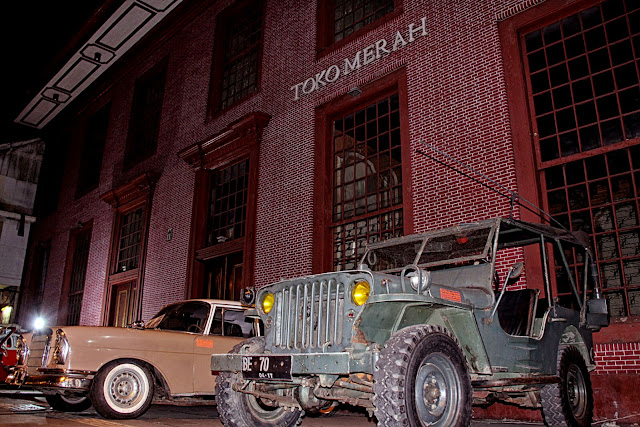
[497,289,539,336]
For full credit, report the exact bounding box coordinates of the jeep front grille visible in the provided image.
[273,279,345,350]
[26,334,51,375]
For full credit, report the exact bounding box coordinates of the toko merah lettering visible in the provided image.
[290,17,427,100]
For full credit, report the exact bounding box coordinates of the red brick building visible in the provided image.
[15,0,639,422]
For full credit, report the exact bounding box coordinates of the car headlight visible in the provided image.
[352,280,370,306]
[261,292,275,314]
[52,329,69,365]
[16,336,28,365]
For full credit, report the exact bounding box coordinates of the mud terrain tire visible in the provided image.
[541,346,593,427]
[373,324,472,427]
[215,337,303,427]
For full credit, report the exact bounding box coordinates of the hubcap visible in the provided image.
[109,371,143,408]
[415,354,460,426]
[566,364,587,419]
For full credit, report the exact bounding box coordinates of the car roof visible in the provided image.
[174,299,243,307]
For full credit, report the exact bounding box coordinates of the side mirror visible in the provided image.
[241,288,256,306]
[510,262,524,280]
[126,320,145,329]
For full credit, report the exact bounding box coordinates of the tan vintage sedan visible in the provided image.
[7,299,258,419]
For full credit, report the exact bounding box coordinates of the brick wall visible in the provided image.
[595,342,640,374]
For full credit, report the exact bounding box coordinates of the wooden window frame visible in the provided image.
[100,173,156,325]
[313,68,412,273]
[76,103,110,198]
[316,0,403,57]
[58,221,93,325]
[124,60,167,171]
[207,0,265,118]
[22,240,50,322]
[500,0,640,317]
[179,112,270,298]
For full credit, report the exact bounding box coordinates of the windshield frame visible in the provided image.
[361,219,501,273]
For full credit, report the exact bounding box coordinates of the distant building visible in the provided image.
[0,139,44,323]
[12,0,640,422]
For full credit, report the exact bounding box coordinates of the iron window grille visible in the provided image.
[524,0,640,316]
[331,93,403,271]
[115,207,145,273]
[67,228,91,325]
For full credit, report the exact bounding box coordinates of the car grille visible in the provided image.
[272,279,345,350]
[26,334,51,375]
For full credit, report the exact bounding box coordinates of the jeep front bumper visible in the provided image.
[211,352,357,375]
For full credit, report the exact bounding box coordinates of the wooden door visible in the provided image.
[109,282,137,327]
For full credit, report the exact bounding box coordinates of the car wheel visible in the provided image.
[541,346,593,427]
[45,394,92,412]
[215,337,303,427]
[373,324,472,427]
[89,360,154,419]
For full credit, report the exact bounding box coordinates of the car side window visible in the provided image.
[209,308,259,338]
[150,301,210,333]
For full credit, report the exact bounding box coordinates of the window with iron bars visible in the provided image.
[217,2,262,110]
[124,62,166,170]
[524,0,640,316]
[115,207,145,273]
[67,228,91,325]
[331,93,403,271]
[332,0,394,43]
[206,159,249,246]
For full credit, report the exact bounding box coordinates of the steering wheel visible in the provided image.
[187,324,203,333]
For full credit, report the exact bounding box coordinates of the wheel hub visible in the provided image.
[423,375,442,409]
[110,372,140,405]
[416,360,454,425]
[567,365,587,417]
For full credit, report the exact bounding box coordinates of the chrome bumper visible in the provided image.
[7,368,94,392]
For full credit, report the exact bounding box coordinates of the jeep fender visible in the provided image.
[357,301,492,374]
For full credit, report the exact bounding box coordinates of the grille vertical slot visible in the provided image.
[274,279,345,350]
[26,334,51,375]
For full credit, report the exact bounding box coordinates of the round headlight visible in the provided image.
[53,329,69,365]
[261,292,275,314]
[352,280,370,306]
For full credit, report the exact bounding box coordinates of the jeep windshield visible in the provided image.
[362,220,498,273]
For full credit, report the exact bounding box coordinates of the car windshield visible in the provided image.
[144,301,210,332]
[363,222,496,272]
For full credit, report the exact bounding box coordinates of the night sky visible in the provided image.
[1,1,109,144]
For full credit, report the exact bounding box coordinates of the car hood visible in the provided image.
[57,326,203,353]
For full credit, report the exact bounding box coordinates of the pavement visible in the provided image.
[0,387,633,426]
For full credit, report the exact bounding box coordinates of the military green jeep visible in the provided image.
[211,217,609,426]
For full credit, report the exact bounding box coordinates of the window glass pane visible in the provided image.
[219,4,262,109]
[67,228,91,325]
[116,207,145,273]
[207,159,250,246]
[333,0,394,43]
[125,64,166,169]
[331,93,403,270]
[526,1,640,162]
[529,1,640,317]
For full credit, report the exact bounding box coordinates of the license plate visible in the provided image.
[241,355,292,381]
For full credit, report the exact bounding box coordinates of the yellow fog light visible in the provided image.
[352,281,370,306]
[261,292,275,314]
